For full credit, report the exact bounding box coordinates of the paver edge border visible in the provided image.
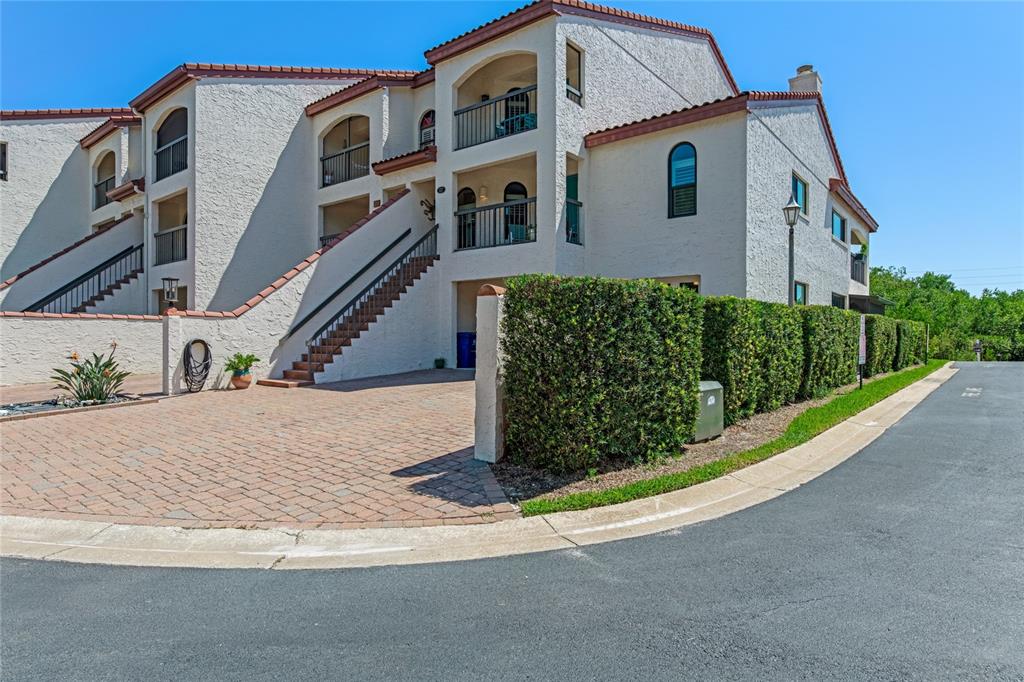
[0,395,163,423]
[0,363,958,570]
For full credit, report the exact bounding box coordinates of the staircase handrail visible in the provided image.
[26,243,143,313]
[304,225,439,364]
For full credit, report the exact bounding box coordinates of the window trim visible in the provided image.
[418,110,435,149]
[831,292,847,309]
[668,142,697,219]
[792,172,809,216]
[831,209,847,243]
[794,280,808,306]
[566,42,583,105]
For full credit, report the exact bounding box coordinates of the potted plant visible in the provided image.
[224,353,259,389]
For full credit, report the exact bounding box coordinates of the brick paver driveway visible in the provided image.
[0,370,516,529]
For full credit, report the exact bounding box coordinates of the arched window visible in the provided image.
[668,142,696,218]
[457,187,477,210]
[94,151,116,208]
[321,116,370,186]
[503,181,527,203]
[155,108,188,181]
[419,110,435,149]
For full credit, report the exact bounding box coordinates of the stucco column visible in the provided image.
[474,285,506,463]
[162,311,183,395]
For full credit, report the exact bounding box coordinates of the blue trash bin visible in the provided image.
[457,332,476,369]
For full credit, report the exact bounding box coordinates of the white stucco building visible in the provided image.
[0,0,880,388]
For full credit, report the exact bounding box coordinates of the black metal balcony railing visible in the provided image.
[566,199,583,245]
[94,176,115,209]
[851,253,867,284]
[155,225,187,265]
[321,143,370,187]
[454,85,537,150]
[320,233,340,248]
[155,135,188,182]
[456,198,537,251]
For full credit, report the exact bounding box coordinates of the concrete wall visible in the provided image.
[0,315,162,386]
[0,117,105,280]
[745,101,848,305]
[0,213,144,311]
[163,192,433,391]
[585,111,748,296]
[193,77,359,311]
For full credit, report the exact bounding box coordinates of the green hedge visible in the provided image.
[501,275,703,473]
[757,302,804,412]
[863,314,897,377]
[895,319,927,369]
[701,297,763,425]
[799,307,859,398]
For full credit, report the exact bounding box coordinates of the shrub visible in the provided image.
[501,275,703,473]
[863,314,897,377]
[702,297,763,425]
[799,306,859,398]
[757,302,804,412]
[224,353,260,374]
[895,319,926,369]
[51,349,131,403]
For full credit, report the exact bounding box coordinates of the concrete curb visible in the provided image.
[0,363,957,570]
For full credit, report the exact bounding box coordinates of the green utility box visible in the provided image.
[694,381,724,442]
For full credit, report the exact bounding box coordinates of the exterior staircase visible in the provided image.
[26,244,144,314]
[259,227,439,388]
[70,268,144,312]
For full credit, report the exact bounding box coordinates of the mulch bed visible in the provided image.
[493,371,890,503]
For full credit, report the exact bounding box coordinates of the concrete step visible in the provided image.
[256,378,314,389]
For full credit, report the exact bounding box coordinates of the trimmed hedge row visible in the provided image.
[863,315,897,377]
[895,319,927,369]
[500,275,926,473]
[799,306,859,398]
[700,298,803,424]
[501,275,703,473]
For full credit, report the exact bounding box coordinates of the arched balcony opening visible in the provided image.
[321,115,370,187]
[155,108,188,181]
[93,151,116,209]
[454,53,537,150]
[454,155,537,250]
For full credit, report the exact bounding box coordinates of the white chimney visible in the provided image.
[788,64,822,93]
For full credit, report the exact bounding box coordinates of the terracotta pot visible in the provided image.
[230,371,252,390]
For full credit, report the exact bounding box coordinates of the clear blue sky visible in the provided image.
[2,1,1022,294]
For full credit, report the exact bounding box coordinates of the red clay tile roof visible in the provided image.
[79,114,142,149]
[106,178,145,202]
[372,146,437,175]
[0,214,135,291]
[423,0,739,94]
[1,107,134,121]
[0,311,162,320]
[829,178,878,232]
[305,68,433,116]
[130,63,419,112]
[172,189,412,318]
[586,91,848,184]
[585,91,875,229]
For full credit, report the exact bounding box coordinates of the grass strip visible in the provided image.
[520,360,947,516]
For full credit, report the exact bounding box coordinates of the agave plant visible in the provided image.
[51,350,131,403]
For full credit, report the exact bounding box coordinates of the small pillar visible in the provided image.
[161,310,183,395]
[474,284,506,463]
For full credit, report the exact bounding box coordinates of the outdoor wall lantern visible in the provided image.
[161,277,179,304]
[783,196,801,307]
[479,185,489,202]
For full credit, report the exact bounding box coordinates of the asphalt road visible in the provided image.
[2,362,1022,681]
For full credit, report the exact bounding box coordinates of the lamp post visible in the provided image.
[161,277,179,312]
[782,196,801,306]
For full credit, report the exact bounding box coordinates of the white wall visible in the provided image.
[0,315,162,386]
[0,117,106,280]
[163,192,433,391]
[0,213,144,311]
[193,78,361,311]
[86,127,131,228]
[585,111,748,295]
[745,101,848,305]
